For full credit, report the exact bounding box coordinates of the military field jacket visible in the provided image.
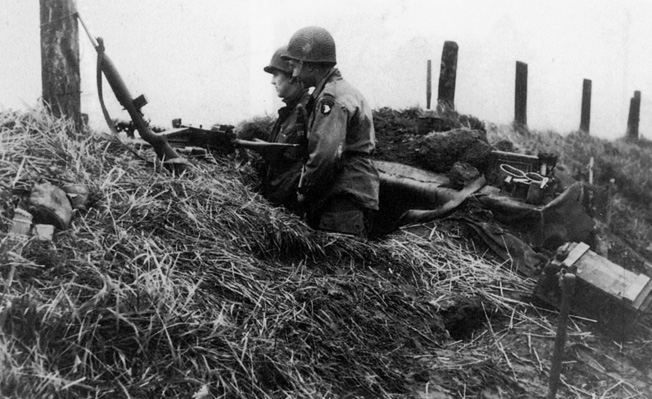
[300,68,380,211]
[261,90,310,209]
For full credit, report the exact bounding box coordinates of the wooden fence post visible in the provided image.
[514,61,528,127]
[580,79,592,133]
[426,59,432,110]
[626,91,641,141]
[438,41,458,111]
[40,0,81,128]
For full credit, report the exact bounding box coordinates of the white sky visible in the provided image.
[1,0,651,140]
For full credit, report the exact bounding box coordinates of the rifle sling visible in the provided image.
[96,41,118,136]
[96,41,146,161]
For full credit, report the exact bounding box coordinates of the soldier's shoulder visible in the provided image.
[320,81,338,97]
[322,80,365,110]
[317,90,336,103]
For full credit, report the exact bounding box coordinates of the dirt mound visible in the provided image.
[374,107,492,176]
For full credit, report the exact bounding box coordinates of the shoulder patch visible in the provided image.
[319,95,335,115]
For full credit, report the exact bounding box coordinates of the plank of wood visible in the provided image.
[622,274,651,304]
[575,250,645,303]
[632,280,652,311]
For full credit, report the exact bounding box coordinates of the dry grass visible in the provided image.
[1,106,650,398]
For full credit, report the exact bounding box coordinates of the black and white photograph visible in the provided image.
[1,1,652,397]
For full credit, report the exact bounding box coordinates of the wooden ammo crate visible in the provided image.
[535,242,652,336]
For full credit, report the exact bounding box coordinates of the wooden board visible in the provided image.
[571,246,652,311]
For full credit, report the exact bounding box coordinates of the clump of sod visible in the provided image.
[1,106,649,399]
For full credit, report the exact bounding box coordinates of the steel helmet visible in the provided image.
[282,26,336,64]
[264,45,293,75]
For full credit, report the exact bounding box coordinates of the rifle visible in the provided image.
[76,13,189,175]
[122,118,300,163]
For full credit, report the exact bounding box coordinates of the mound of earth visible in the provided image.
[1,107,651,399]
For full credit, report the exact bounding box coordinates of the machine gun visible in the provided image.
[77,13,189,174]
[77,13,299,168]
[121,117,300,162]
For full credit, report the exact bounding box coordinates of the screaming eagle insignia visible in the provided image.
[320,95,335,115]
[322,103,331,114]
